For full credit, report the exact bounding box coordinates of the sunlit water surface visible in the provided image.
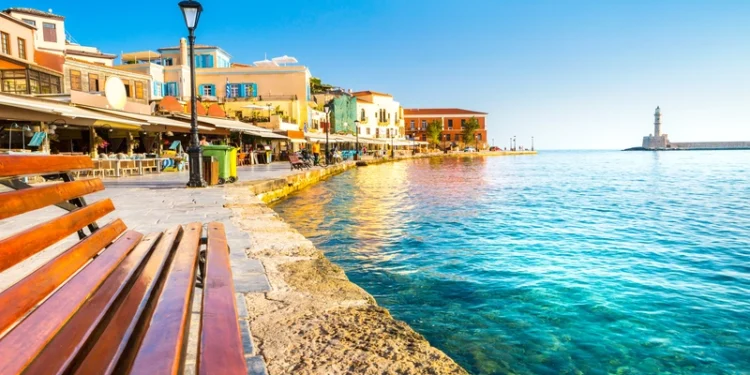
[271,151,750,375]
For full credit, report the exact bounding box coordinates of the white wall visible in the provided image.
[7,12,65,53]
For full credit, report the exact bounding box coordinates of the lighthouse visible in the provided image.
[641,106,669,149]
[654,106,661,137]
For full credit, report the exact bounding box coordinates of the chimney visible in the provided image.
[179,38,188,65]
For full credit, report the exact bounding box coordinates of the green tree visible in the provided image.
[310,77,334,94]
[462,117,480,146]
[425,120,443,149]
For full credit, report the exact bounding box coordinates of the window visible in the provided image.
[386,129,390,138]
[124,82,131,97]
[22,19,36,26]
[43,23,57,42]
[153,82,162,97]
[70,70,82,91]
[461,119,466,128]
[17,38,26,60]
[360,109,365,121]
[135,81,144,99]
[421,134,427,141]
[375,128,380,138]
[89,74,99,91]
[202,84,214,96]
[1,70,27,94]
[448,119,453,130]
[445,134,451,141]
[1,32,9,55]
[163,58,173,66]
[229,84,239,98]
[478,134,482,141]
[410,120,415,130]
[421,120,427,130]
[166,82,178,96]
[366,128,370,135]
[242,83,257,98]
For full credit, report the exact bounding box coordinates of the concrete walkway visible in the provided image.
[0,161,310,375]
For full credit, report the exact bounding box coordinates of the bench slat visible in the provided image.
[128,223,203,375]
[0,230,143,375]
[74,226,182,375]
[0,198,115,273]
[0,179,105,220]
[0,155,93,179]
[23,232,161,375]
[0,219,127,335]
[198,222,247,375]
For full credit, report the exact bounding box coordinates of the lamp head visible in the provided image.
[178,0,203,30]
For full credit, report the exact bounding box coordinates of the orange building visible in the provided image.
[403,108,488,149]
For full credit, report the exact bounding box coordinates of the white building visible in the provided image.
[352,91,404,139]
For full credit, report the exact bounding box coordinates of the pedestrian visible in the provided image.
[312,141,321,165]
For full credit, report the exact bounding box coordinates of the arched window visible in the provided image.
[360,108,365,121]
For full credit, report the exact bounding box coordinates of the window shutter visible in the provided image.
[198,84,204,96]
[251,83,258,97]
[206,55,214,68]
[195,55,202,68]
[209,84,215,96]
[239,84,246,98]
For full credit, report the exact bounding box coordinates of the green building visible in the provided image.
[328,94,357,134]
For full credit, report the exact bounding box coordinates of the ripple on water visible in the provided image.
[272,151,750,375]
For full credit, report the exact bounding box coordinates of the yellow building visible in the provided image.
[119,40,312,131]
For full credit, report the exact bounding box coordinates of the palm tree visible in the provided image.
[425,120,443,150]
[462,117,480,146]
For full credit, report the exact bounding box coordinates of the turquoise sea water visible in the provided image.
[270,151,750,375]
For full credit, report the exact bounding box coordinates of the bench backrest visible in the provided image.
[288,153,300,163]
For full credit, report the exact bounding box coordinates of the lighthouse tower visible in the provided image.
[641,106,669,149]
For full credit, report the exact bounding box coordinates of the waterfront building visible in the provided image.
[120,41,313,131]
[312,91,357,134]
[0,11,63,94]
[403,108,488,148]
[353,91,404,139]
[64,58,152,106]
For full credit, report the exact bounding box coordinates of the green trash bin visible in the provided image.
[201,145,235,184]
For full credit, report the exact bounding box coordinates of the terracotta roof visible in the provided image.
[355,98,373,104]
[403,108,488,116]
[66,49,117,59]
[3,7,64,20]
[0,12,36,29]
[351,90,392,98]
[231,62,252,68]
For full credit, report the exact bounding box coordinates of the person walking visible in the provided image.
[312,141,321,165]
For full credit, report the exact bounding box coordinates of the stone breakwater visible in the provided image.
[224,187,468,375]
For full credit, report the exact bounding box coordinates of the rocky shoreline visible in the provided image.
[224,187,468,374]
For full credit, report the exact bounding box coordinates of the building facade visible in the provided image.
[3,8,65,54]
[120,40,313,130]
[327,93,357,134]
[64,58,151,104]
[353,91,403,139]
[0,12,63,94]
[403,108,488,148]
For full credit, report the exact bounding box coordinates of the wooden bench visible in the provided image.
[0,155,247,375]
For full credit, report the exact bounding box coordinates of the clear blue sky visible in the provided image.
[14,0,750,149]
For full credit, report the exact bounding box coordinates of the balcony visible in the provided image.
[378,121,390,126]
[359,117,369,124]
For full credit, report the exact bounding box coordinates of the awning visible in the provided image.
[245,130,289,140]
[81,106,214,131]
[0,92,145,130]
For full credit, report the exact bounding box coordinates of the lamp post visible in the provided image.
[391,133,396,159]
[475,134,478,151]
[179,0,206,188]
[324,104,330,164]
[532,136,534,151]
[354,119,360,160]
[267,103,272,122]
[513,135,517,151]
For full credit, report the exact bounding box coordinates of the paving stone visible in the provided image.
[233,272,271,293]
[239,319,254,355]
[231,258,265,274]
[236,293,248,318]
[247,356,268,375]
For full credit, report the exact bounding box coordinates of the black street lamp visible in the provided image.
[324,104,330,164]
[391,133,396,159]
[513,135,517,151]
[267,103,272,121]
[179,0,206,188]
[354,119,360,160]
[475,134,479,151]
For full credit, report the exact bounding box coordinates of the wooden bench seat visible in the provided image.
[0,155,247,375]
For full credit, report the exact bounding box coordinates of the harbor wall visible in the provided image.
[669,141,750,150]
